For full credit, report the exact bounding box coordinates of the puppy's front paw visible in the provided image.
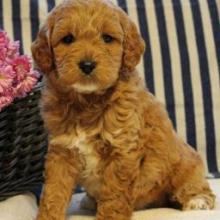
[183,195,215,210]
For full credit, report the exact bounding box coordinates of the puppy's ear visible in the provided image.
[31,24,54,74]
[121,14,145,72]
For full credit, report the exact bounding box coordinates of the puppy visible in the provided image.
[32,0,215,219]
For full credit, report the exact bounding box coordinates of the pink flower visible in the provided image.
[14,75,38,98]
[0,29,39,111]
[0,30,19,65]
[0,47,7,65]
[0,30,10,47]
[6,40,19,60]
[0,94,14,111]
[12,55,31,82]
[0,65,14,93]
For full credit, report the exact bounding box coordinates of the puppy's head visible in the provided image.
[32,0,145,94]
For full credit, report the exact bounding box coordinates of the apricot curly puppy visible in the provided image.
[32,0,215,219]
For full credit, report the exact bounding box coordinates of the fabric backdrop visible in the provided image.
[0,0,219,178]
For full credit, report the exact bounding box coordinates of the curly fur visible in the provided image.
[32,0,215,219]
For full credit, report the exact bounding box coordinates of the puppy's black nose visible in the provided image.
[78,60,96,75]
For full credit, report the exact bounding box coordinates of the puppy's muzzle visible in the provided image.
[78,60,97,75]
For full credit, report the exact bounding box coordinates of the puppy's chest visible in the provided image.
[67,128,107,188]
[72,132,100,176]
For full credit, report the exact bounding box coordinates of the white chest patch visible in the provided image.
[50,131,101,197]
[71,133,101,195]
[50,132,99,180]
[72,133,99,179]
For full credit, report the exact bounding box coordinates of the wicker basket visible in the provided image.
[0,83,47,201]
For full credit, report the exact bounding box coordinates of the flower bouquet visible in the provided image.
[0,30,39,110]
[0,30,47,201]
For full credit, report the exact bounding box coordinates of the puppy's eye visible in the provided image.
[102,34,114,43]
[61,34,75,44]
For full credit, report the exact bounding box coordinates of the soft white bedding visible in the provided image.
[67,179,220,220]
[0,193,38,220]
[0,179,219,220]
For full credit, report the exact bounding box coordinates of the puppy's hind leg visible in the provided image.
[170,166,215,210]
[183,193,215,210]
[174,181,215,210]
